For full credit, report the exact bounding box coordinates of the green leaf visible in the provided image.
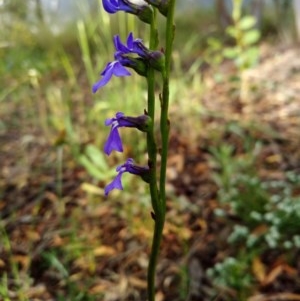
[207,37,222,50]
[242,30,260,46]
[223,47,239,59]
[243,47,260,67]
[85,144,108,170]
[226,25,238,38]
[78,154,107,180]
[239,16,257,30]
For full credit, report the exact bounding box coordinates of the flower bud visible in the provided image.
[124,0,153,23]
[148,50,165,72]
[136,3,153,23]
[117,55,148,77]
[144,0,169,16]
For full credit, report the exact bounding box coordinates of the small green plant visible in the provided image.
[205,12,260,70]
[225,0,261,102]
[223,8,260,70]
[203,0,260,88]
[0,273,10,301]
[206,255,254,300]
[41,236,101,301]
[0,225,32,301]
[212,145,300,250]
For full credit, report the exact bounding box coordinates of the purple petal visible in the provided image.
[92,62,114,93]
[114,35,130,53]
[104,127,123,155]
[125,32,147,57]
[132,40,147,57]
[105,118,114,126]
[115,112,125,118]
[116,158,133,172]
[92,61,131,93]
[104,172,123,196]
[102,0,135,14]
[118,0,135,12]
[105,157,149,196]
[112,61,131,76]
[113,33,148,60]
[124,158,134,166]
[126,32,134,49]
[102,0,118,13]
[124,158,149,175]
[114,53,131,66]
[105,112,124,126]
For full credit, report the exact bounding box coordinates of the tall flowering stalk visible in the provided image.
[93,0,176,300]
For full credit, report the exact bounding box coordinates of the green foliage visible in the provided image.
[207,255,253,299]
[203,36,223,69]
[42,251,69,278]
[42,250,101,301]
[224,14,260,70]
[57,284,100,301]
[0,226,32,301]
[209,124,300,295]
[78,144,115,181]
[0,0,28,19]
[212,140,300,250]
[203,1,260,72]
[0,273,10,301]
[250,174,300,249]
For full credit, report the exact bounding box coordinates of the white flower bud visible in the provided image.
[128,0,148,6]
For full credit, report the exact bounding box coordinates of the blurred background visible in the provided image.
[1,0,300,300]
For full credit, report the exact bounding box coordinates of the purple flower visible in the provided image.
[113,33,164,73]
[102,0,148,14]
[92,61,131,93]
[102,0,134,13]
[102,0,152,23]
[104,112,151,155]
[114,32,148,58]
[105,158,149,195]
[92,33,164,93]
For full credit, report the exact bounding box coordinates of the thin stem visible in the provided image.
[147,9,159,214]
[147,209,164,301]
[160,0,176,213]
[147,1,176,299]
[146,8,164,301]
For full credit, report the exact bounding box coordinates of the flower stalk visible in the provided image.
[93,1,176,300]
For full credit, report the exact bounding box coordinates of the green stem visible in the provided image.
[147,209,164,301]
[147,1,176,300]
[147,9,159,214]
[160,0,176,213]
[146,8,165,301]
